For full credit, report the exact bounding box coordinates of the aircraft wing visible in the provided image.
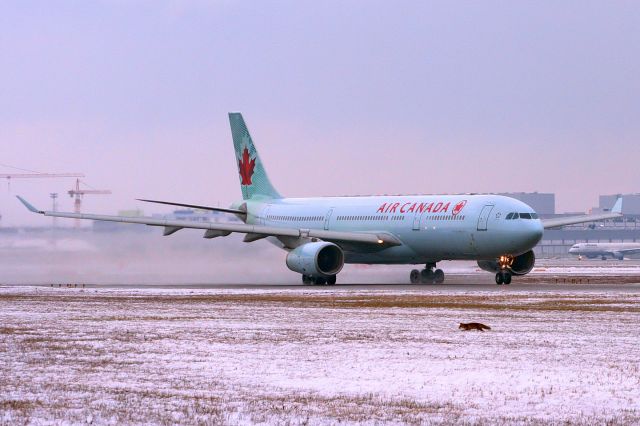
[614,248,640,256]
[541,198,623,229]
[16,196,401,248]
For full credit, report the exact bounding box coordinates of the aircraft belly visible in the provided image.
[402,228,476,261]
[345,246,419,264]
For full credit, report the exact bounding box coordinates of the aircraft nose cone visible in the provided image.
[531,221,544,245]
[519,220,543,249]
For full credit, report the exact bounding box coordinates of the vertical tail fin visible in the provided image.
[228,113,281,200]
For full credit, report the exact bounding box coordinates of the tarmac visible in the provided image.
[19,276,640,292]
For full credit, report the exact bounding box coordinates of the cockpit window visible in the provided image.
[512,212,519,219]
[520,213,532,219]
[506,212,514,220]
[531,213,539,219]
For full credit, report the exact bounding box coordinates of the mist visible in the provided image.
[1,225,467,285]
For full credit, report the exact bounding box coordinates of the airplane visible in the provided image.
[569,242,640,260]
[17,113,624,285]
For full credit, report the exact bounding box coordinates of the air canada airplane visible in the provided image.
[18,113,623,285]
[569,242,640,260]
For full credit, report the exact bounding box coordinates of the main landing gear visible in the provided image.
[410,263,445,284]
[302,274,337,285]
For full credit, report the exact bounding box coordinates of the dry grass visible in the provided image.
[2,286,640,425]
[2,291,639,313]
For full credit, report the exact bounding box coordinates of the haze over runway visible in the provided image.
[2,1,639,227]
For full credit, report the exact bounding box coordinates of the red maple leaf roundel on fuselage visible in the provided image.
[452,200,467,216]
[238,147,256,186]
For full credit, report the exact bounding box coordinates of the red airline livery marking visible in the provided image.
[376,201,452,214]
[238,147,255,186]
[452,200,467,216]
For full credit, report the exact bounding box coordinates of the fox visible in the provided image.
[459,322,491,331]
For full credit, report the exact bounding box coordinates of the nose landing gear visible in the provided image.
[410,263,445,284]
[495,270,512,285]
[495,255,513,285]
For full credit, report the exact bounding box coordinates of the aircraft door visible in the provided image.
[324,208,334,230]
[412,211,421,230]
[477,205,494,231]
[261,205,271,226]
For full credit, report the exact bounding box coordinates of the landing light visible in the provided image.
[378,239,384,244]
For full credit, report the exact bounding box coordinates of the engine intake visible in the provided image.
[286,242,344,277]
[477,250,536,276]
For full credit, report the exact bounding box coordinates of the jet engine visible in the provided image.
[477,250,536,276]
[286,241,344,277]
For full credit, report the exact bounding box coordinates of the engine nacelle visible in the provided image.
[477,250,536,276]
[286,242,344,277]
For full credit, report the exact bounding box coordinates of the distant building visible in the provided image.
[93,207,240,232]
[118,209,144,217]
[498,192,555,215]
[153,209,239,223]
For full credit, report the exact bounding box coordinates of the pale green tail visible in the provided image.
[228,112,281,200]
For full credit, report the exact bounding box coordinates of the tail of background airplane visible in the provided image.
[229,112,281,200]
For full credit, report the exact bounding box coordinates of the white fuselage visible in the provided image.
[240,194,544,264]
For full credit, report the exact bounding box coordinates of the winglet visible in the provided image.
[611,197,623,214]
[16,196,43,214]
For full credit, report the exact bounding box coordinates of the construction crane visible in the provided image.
[1,172,85,190]
[0,164,84,227]
[68,179,112,228]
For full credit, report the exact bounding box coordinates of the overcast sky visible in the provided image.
[1,1,639,226]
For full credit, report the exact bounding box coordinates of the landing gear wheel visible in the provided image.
[410,269,420,284]
[434,269,445,284]
[315,277,327,285]
[326,275,337,285]
[421,269,435,284]
[302,275,311,285]
[495,272,504,285]
[601,256,607,261]
[503,272,512,285]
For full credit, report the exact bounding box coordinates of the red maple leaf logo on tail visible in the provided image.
[238,147,256,185]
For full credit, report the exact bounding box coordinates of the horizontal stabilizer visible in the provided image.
[137,199,245,215]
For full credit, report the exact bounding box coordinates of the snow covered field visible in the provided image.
[2,286,640,424]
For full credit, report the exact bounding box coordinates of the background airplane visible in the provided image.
[17,113,623,285]
[569,242,640,260]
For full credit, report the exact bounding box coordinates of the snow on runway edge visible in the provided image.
[1,286,639,424]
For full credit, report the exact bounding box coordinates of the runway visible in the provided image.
[20,274,640,292]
